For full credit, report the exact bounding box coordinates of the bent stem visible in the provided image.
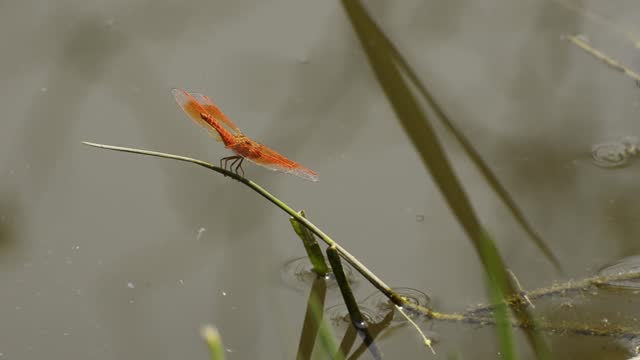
[82,142,426,314]
[84,142,640,343]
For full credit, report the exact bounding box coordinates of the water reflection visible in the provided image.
[280,256,358,292]
[591,136,640,168]
[327,303,378,328]
[327,287,431,328]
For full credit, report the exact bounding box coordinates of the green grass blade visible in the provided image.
[386,36,560,272]
[342,3,561,272]
[339,1,550,358]
[290,210,330,275]
[201,326,226,360]
[326,246,381,360]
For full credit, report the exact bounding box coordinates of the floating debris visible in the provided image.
[563,34,640,85]
[196,227,206,241]
[598,255,640,290]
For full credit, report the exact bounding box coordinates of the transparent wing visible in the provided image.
[171,88,224,141]
[241,143,319,182]
[189,92,242,135]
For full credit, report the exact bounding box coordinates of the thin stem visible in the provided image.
[82,142,418,311]
[466,270,640,316]
[430,310,640,340]
[564,34,640,84]
[83,142,640,341]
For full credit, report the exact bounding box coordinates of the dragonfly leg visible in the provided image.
[234,157,245,177]
[220,156,242,176]
[229,156,244,177]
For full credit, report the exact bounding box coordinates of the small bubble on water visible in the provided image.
[127,282,135,289]
[416,214,425,222]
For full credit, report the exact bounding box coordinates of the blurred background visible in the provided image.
[1,0,640,358]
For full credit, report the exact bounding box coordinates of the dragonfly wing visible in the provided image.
[189,92,242,136]
[241,143,319,182]
[171,88,223,142]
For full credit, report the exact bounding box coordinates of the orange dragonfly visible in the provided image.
[172,88,318,182]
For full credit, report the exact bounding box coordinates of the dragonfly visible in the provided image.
[171,88,318,181]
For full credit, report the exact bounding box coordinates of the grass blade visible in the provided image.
[345,2,560,272]
[290,210,330,275]
[340,1,550,358]
[327,246,381,360]
[201,326,226,360]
